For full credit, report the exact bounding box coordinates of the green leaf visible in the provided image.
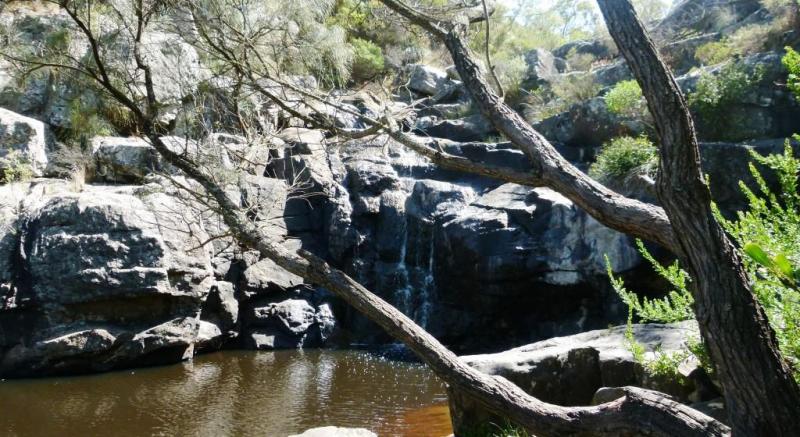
[744,242,773,268]
[774,253,795,278]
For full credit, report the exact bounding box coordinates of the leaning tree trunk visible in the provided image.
[141,130,727,437]
[597,1,800,435]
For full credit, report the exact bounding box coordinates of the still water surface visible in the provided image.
[0,350,452,437]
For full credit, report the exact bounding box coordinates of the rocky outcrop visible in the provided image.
[0,108,51,177]
[522,48,569,89]
[538,51,800,147]
[406,64,451,96]
[449,322,722,435]
[0,180,214,376]
[0,175,336,377]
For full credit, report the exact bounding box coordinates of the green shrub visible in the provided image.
[461,421,530,437]
[0,151,34,184]
[606,241,694,324]
[783,46,800,99]
[688,61,763,140]
[694,41,735,66]
[551,72,601,104]
[605,80,647,119]
[714,138,800,379]
[349,37,385,82]
[588,136,658,184]
[606,138,800,382]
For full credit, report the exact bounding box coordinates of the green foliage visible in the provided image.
[645,347,690,379]
[0,151,34,184]
[608,138,800,381]
[588,136,658,185]
[461,421,530,437]
[783,47,800,100]
[67,97,114,145]
[606,241,694,324]
[715,138,800,378]
[604,80,647,119]
[349,37,385,82]
[688,61,764,140]
[694,6,796,66]
[694,41,736,66]
[551,73,601,103]
[609,242,696,380]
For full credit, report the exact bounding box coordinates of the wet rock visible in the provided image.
[0,107,50,177]
[243,289,337,350]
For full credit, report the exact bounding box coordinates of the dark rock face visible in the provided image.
[0,177,338,377]
[0,182,214,376]
[291,134,643,352]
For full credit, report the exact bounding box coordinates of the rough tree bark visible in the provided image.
[597,1,800,435]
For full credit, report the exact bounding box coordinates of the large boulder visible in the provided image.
[92,136,158,183]
[522,48,569,88]
[0,108,50,177]
[449,322,714,435]
[406,64,450,96]
[242,288,337,350]
[0,180,216,377]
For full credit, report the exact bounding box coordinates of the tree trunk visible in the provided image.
[597,1,800,435]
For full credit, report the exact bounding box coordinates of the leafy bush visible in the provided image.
[605,80,647,119]
[0,151,34,184]
[551,72,601,104]
[714,138,800,378]
[606,241,694,324]
[588,136,658,184]
[349,37,385,82]
[784,46,800,99]
[688,61,763,140]
[607,138,800,381]
[694,41,735,66]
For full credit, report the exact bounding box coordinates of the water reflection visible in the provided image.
[0,350,450,437]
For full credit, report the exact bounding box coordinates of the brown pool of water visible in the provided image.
[0,349,452,436]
